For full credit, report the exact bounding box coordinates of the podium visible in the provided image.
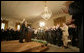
[25,32,32,42]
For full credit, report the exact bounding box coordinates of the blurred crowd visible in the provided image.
[1,28,20,41]
[33,23,79,48]
[1,23,79,48]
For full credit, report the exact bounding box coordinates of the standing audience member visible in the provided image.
[55,24,63,46]
[68,24,78,47]
[61,23,70,48]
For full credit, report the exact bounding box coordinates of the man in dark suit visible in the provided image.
[19,19,26,43]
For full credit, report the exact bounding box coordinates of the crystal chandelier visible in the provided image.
[41,1,52,20]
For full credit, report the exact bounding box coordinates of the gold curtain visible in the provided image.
[54,16,66,27]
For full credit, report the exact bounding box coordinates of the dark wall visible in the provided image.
[69,1,83,52]
[69,1,83,15]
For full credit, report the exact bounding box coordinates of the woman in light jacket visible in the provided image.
[61,23,69,48]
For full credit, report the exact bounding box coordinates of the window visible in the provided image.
[1,20,8,30]
[17,25,20,30]
[1,23,5,30]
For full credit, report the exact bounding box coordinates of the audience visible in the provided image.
[1,29,20,41]
[1,23,79,48]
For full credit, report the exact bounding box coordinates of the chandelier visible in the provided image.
[41,1,52,20]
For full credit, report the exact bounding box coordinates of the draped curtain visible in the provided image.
[54,17,66,27]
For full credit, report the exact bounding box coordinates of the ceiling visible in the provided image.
[1,1,73,23]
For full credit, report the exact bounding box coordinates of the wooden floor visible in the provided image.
[1,40,79,52]
[1,40,48,52]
